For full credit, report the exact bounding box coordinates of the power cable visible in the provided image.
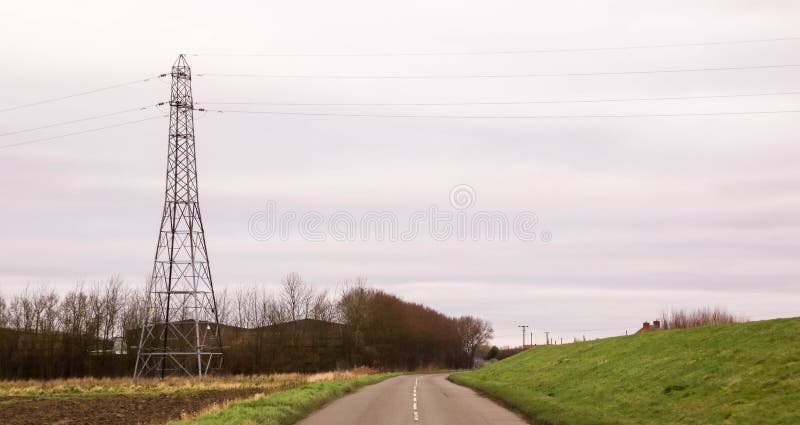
[188,35,800,57]
[195,107,800,120]
[0,103,165,137]
[0,75,167,113]
[0,115,167,151]
[195,90,800,107]
[194,63,800,80]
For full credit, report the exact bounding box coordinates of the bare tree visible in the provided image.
[119,285,146,334]
[99,277,125,340]
[255,290,281,327]
[214,287,232,326]
[337,277,371,323]
[0,275,498,377]
[60,284,90,337]
[309,289,337,322]
[234,285,259,328]
[32,286,59,334]
[457,316,494,363]
[263,297,286,326]
[337,278,374,353]
[280,273,312,322]
[223,285,290,328]
[9,286,36,332]
[0,295,8,328]
[86,283,104,342]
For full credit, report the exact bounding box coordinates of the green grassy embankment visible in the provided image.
[451,318,800,425]
[177,372,397,425]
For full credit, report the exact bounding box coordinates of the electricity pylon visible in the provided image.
[134,54,223,379]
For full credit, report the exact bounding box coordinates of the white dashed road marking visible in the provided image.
[413,377,419,422]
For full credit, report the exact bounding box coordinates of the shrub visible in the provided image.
[659,307,744,330]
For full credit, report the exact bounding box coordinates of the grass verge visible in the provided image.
[175,372,397,425]
[451,317,800,425]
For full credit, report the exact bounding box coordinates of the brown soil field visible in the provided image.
[0,388,267,424]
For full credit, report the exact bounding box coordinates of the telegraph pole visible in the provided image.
[518,325,529,347]
[134,54,223,380]
[545,331,551,345]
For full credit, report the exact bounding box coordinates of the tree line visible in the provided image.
[0,274,492,379]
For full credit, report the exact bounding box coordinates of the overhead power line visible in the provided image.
[194,63,800,80]
[195,107,800,119]
[0,75,167,113]
[188,35,800,57]
[0,103,165,137]
[0,115,166,151]
[195,89,800,107]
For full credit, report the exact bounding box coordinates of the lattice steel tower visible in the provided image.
[134,54,223,379]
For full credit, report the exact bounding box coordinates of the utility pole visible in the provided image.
[530,331,534,347]
[518,325,529,347]
[544,331,551,345]
[134,54,223,380]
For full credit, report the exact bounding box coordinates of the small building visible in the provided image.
[636,320,662,334]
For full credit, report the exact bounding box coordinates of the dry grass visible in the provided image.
[178,398,236,422]
[0,367,377,397]
[658,306,745,330]
[166,368,378,422]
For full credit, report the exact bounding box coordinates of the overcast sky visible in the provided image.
[1,1,799,346]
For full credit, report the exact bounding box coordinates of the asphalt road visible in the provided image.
[298,373,527,425]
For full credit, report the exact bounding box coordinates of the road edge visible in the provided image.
[177,372,399,425]
[447,372,552,425]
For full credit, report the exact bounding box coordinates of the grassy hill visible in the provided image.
[451,318,800,425]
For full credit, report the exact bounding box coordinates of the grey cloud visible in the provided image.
[1,1,799,347]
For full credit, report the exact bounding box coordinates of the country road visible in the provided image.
[298,374,527,425]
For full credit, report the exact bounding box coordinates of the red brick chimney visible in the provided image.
[653,320,661,329]
[642,321,650,330]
